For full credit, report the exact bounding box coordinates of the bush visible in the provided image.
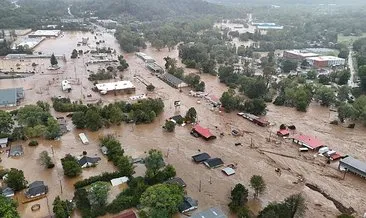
[164,121,175,132]
[28,140,39,146]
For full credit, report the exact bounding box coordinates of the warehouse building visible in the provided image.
[283,50,319,60]
[95,81,135,95]
[306,56,345,68]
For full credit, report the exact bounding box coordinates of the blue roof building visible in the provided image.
[0,88,24,107]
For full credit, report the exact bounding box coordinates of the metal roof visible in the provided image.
[0,88,17,106]
[340,156,366,174]
[190,207,227,218]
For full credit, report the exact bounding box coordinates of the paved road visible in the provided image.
[347,47,357,87]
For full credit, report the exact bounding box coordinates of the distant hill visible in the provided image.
[71,0,240,21]
[207,0,366,6]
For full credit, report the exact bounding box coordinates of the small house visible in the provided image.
[25,181,48,198]
[2,187,14,197]
[78,156,101,168]
[191,207,227,218]
[0,138,8,148]
[192,153,211,163]
[293,135,324,150]
[165,177,186,187]
[179,196,198,214]
[204,158,224,169]
[222,167,235,176]
[191,124,216,140]
[9,145,23,157]
[110,177,129,186]
[169,115,184,124]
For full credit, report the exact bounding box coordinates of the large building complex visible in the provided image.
[283,50,319,60]
[306,56,345,68]
[28,30,61,38]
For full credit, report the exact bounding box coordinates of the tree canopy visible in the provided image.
[0,195,20,218]
[4,168,27,191]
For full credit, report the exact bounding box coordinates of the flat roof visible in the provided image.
[29,30,61,36]
[0,88,23,106]
[284,50,319,57]
[340,156,366,174]
[222,167,235,176]
[306,56,345,61]
[95,81,135,92]
[192,153,211,163]
[191,207,227,218]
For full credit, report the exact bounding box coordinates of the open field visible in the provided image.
[337,33,366,45]
[0,28,365,218]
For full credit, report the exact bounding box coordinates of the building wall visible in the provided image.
[339,162,366,178]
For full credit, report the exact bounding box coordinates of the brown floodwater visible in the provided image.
[1,29,366,218]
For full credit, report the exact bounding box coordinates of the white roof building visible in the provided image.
[95,81,135,94]
[28,30,61,38]
[61,80,71,91]
[110,176,129,186]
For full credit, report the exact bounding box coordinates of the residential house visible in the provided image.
[192,153,211,163]
[293,135,325,150]
[0,138,8,148]
[165,177,186,187]
[25,181,48,198]
[2,187,14,197]
[78,156,101,168]
[9,145,24,157]
[204,158,224,169]
[179,196,198,214]
[191,124,216,140]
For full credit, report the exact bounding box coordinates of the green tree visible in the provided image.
[50,53,58,66]
[338,103,357,122]
[115,156,134,177]
[307,70,317,80]
[242,98,267,115]
[337,214,355,218]
[61,154,82,177]
[0,195,20,218]
[108,105,123,125]
[228,183,249,213]
[338,86,350,102]
[88,181,110,208]
[4,168,27,191]
[185,107,197,123]
[39,151,54,168]
[140,184,184,217]
[145,149,165,177]
[71,49,78,59]
[358,65,366,91]
[259,194,306,218]
[250,175,266,197]
[72,111,86,129]
[237,207,251,218]
[85,109,103,131]
[53,196,73,218]
[282,60,298,73]
[164,120,175,132]
[315,86,335,107]
[44,117,61,139]
[146,84,155,91]
[0,110,14,134]
[220,90,238,112]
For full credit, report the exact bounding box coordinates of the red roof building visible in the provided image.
[277,129,290,137]
[113,210,137,218]
[192,124,216,140]
[293,135,324,150]
[253,118,269,127]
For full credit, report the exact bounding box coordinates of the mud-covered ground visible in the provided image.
[0,29,365,218]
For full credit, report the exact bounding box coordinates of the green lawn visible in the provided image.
[337,33,366,45]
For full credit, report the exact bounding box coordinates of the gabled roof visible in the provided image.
[26,181,47,196]
[190,207,227,218]
[192,124,216,140]
[78,156,101,166]
[293,134,324,150]
[340,156,366,174]
[192,153,211,163]
[179,196,198,213]
[9,145,23,156]
[204,158,224,168]
[165,177,186,187]
[161,73,186,86]
[2,187,14,197]
[113,210,137,218]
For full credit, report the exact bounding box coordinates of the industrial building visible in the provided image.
[11,37,45,50]
[306,56,345,68]
[339,156,366,178]
[0,88,24,107]
[95,81,136,94]
[283,50,319,60]
[28,30,61,38]
[135,52,155,63]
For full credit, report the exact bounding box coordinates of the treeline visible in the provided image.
[0,102,60,140]
[52,98,164,131]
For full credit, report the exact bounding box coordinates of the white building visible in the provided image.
[61,80,71,92]
[306,56,345,68]
[95,81,135,95]
[79,133,89,145]
[135,52,155,63]
[28,30,61,38]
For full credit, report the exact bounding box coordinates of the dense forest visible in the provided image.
[71,0,241,21]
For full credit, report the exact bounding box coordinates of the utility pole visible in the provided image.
[199,180,201,192]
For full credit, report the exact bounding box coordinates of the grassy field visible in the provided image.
[337,33,366,45]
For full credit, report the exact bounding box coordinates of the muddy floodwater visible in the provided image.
[0,29,366,218]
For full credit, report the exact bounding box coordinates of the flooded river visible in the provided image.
[0,29,365,218]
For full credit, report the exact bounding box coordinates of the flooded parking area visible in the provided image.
[1,29,366,218]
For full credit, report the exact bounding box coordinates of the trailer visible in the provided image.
[79,133,89,145]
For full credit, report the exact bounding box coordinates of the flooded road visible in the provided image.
[0,29,366,218]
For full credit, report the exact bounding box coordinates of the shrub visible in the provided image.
[28,140,39,146]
